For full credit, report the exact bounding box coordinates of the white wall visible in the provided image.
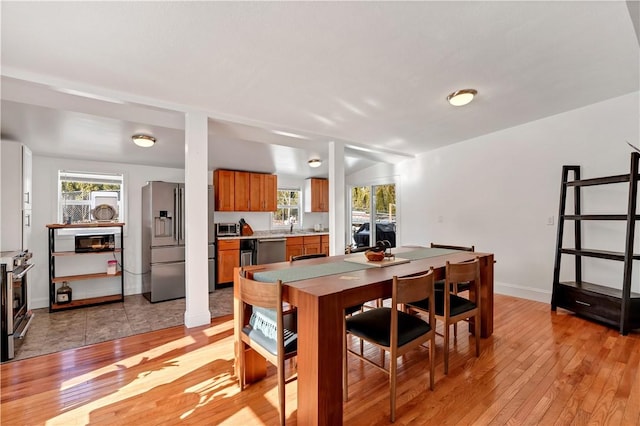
[30,156,185,309]
[391,91,640,302]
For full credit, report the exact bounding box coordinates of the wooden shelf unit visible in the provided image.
[47,222,125,312]
[551,153,640,334]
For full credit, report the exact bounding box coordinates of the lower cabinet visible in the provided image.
[303,236,321,255]
[321,235,330,256]
[286,237,304,261]
[217,239,240,285]
[286,235,329,260]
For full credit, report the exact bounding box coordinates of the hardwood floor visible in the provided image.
[2,294,639,425]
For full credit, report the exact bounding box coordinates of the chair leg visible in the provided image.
[444,322,450,375]
[453,320,458,340]
[390,352,397,422]
[429,336,435,391]
[278,357,285,425]
[239,343,246,390]
[475,314,481,357]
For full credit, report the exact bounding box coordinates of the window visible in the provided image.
[272,188,301,228]
[350,183,396,248]
[58,171,125,224]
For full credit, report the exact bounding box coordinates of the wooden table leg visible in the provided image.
[469,254,494,338]
[295,291,343,425]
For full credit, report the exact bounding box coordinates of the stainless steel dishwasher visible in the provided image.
[256,238,287,265]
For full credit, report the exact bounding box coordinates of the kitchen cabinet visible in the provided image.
[321,235,330,256]
[214,169,277,212]
[1,141,32,252]
[249,173,277,212]
[213,170,235,212]
[234,171,251,211]
[217,239,240,285]
[46,223,125,312]
[304,178,329,212]
[286,236,304,261]
[303,235,321,255]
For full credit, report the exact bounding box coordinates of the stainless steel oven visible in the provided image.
[1,250,34,362]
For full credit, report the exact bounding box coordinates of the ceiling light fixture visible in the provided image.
[308,159,322,168]
[447,89,478,106]
[132,134,156,148]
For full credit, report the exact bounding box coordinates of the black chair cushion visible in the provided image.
[345,307,432,347]
[408,290,477,317]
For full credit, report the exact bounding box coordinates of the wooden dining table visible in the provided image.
[233,246,495,425]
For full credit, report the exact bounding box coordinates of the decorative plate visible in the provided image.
[92,204,116,221]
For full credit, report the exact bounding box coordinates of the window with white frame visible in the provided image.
[58,171,125,224]
[272,188,301,228]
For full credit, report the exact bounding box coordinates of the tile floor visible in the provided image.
[10,287,233,362]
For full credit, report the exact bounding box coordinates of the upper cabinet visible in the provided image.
[304,178,329,212]
[213,169,235,211]
[214,169,277,212]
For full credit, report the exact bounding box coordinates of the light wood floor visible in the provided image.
[2,294,639,425]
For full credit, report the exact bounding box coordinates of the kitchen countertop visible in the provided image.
[217,229,329,240]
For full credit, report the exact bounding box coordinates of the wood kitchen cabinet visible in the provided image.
[213,170,235,212]
[217,239,240,285]
[303,235,321,255]
[250,173,277,212]
[286,236,304,261]
[234,171,251,211]
[304,178,329,212]
[214,169,277,212]
[321,235,330,256]
[261,174,277,211]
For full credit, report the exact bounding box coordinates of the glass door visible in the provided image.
[350,184,396,249]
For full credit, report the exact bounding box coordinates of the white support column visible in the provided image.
[328,141,346,255]
[184,111,211,328]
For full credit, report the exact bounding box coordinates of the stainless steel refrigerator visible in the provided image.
[142,181,186,302]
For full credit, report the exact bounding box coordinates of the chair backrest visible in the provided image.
[431,242,475,252]
[290,253,328,261]
[238,268,283,310]
[393,268,435,306]
[444,257,481,295]
[391,268,435,345]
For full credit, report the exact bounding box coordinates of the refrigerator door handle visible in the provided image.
[174,187,179,242]
[180,187,185,243]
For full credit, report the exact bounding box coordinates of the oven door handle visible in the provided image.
[12,263,34,280]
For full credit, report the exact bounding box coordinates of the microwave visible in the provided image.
[215,222,240,237]
[75,234,116,253]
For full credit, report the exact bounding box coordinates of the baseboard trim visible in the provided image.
[495,281,551,304]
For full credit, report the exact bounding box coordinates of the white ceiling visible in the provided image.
[1,1,639,177]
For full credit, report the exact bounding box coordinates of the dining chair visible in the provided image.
[237,268,297,425]
[290,253,328,261]
[406,257,481,375]
[344,269,436,422]
[430,242,475,293]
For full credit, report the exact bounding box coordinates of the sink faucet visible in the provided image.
[290,223,293,233]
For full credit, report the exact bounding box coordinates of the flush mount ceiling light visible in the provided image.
[132,134,156,148]
[308,159,322,168]
[447,89,478,106]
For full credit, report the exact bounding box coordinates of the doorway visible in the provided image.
[350,183,396,249]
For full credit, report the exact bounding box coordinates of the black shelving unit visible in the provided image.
[551,153,640,335]
[47,222,125,312]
